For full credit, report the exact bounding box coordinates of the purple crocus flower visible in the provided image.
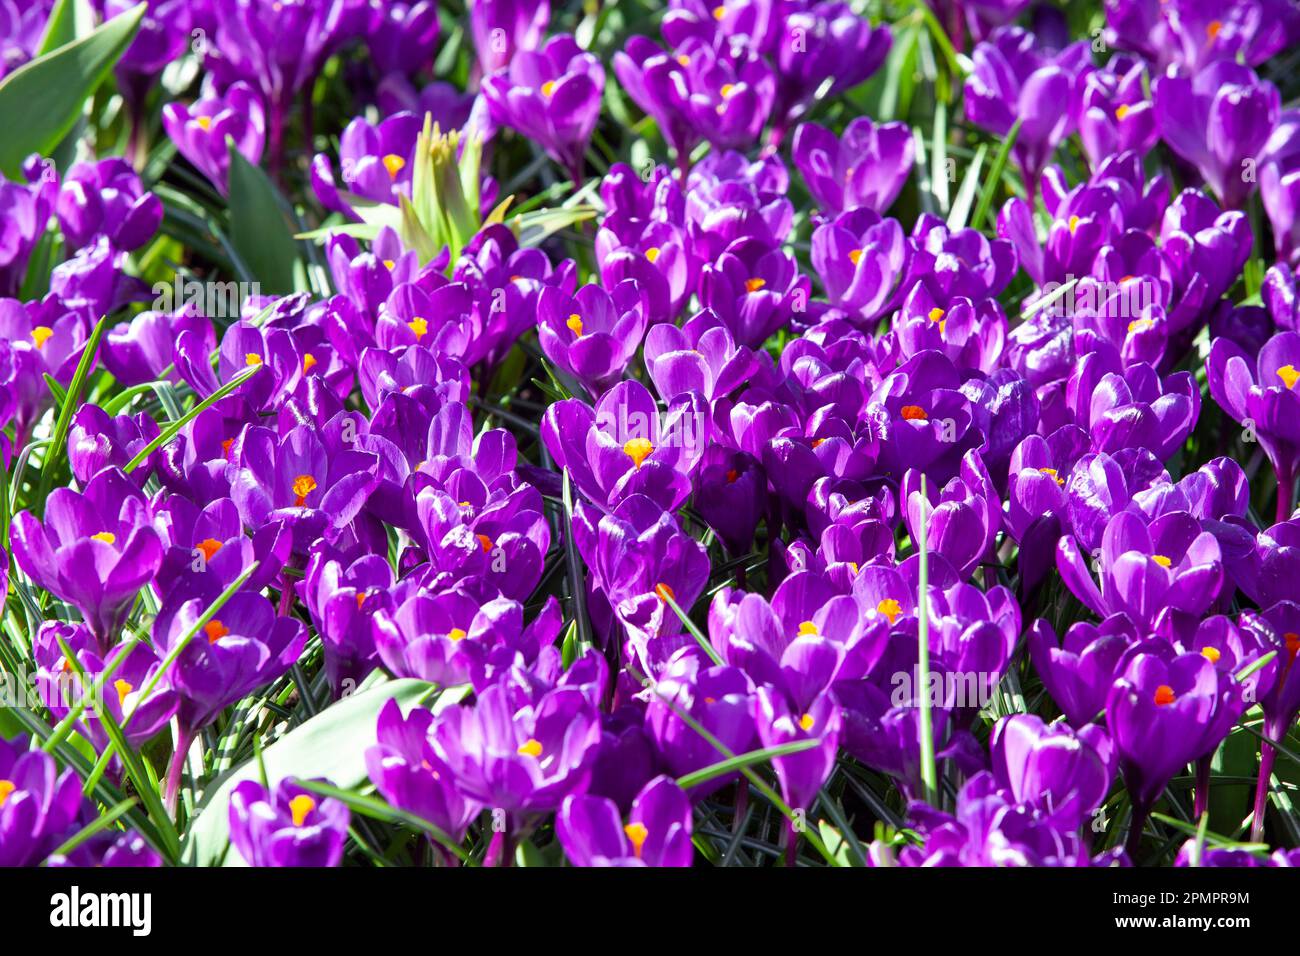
[812,209,909,324]
[67,404,161,486]
[10,467,163,650]
[537,280,648,397]
[964,26,1092,197]
[312,112,421,221]
[46,830,163,868]
[56,159,162,253]
[643,310,758,403]
[700,238,809,347]
[791,117,914,217]
[556,775,694,867]
[428,682,601,820]
[902,450,1000,579]
[102,302,211,387]
[1207,330,1300,521]
[1057,510,1224,631]
[1077,57,1157,170]
[1154,61,1280,209]
[1028,614,1138,727]
[158,590,307,737]
[482,34,605,184]
[228,778,350,867]
[367,699,480,854]
[0,735,85,868]
[366,1,439,76]
[542,379,709,513]
[1106,649,1235,854]
[1261,110,1300,266]
[162,82,267,196]
[989,714,1113,830]
[300,546,393,695]
[470,0,550,75]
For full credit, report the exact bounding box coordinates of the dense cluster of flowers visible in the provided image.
[1,0,1300,869]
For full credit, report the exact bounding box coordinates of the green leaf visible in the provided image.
[226,144,304,294]
[0,2,145,180]
[122,365,261,473]
[674,740,820,790]
[182,679,458,865]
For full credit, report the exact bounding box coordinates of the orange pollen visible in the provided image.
[114,679,133,708]
[383,259,396,270]
[245,353,262,366]
[409,316,429,340]
[848,248,863,266]
[797,621,818,636]
[0,780,14,807]
[541,79,557,98]
[726,468,738,483]
[1039,467,1065,487]
[476,533,494,553]
[1207,19,1222,40]
[289,794,316,827]
[31,326,54,348]
[196,538,223,561]
[645,246,661,263]
[204,619,230,644]
[624,821,649,857]
[1128,318,1154,335]
[448,627,467,642]
[382,154,406,179]
[799,713,815,732]
[1277,364,1300,389]
[292,474,318,507]
[928,307,944,323]
[196,116,213,131]
[1201,646,1221,664]
[745,277,766,293]
[566,313,583,336]
[900,405,928,422]
[303,352,318,372]
[356,592,367,610]
[1068,215,1081,234]
[1115,103,1130,120]
[222,438,235,458]
[1286,632,1300,661]
[90,532,116,545]
[713,5,725,19]
[1154,685,1176,706]
[654,582,675,603]
[720,83,736,99]
[624,436,654,468]
[517,738,543,758]
[677,55,690,67]
[1151,554,1172,568]
[877,598,902,624]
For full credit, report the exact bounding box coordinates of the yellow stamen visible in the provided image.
[1278,364,1300,389]
[292,474,318,507]
[31,326,54,348]
[1151,554,1172,568]
[645,246,661,263]
[1115,103,1130,120]
[713,5,725,19]
[799,713,815,732]
[1068,215,1081,233]
[383,259,396,270]
[518,738,543,758]
[798,621,818,636]
[541,80,557,98]
[720,83,736,99]
[848,248,863,266]
[476,533,494,553]
[624,436,654,468]
[356,592,367,610]
[1128,318,1154,335]
[1201,646,1221,664]
[0,780,14,807]
[1154,684,1176,706]
[114,679,133,708]
[382,154,406,179]
[91,532,116,545]
[1039,467,1065,486]
[624,821,649,858]
[877,598,902,624]
[900,405,928,422]
[744,277,766,292]
[677,55,690,67]
[197,538,223,561]
[197,116,213,131]
[245,353,262,366]
[222,438,235,458]
[1206,19,1222,41]
[654,582,675,603]
[204,619,230,644]
[566,313,584,336]
[303,352,318,372]
[289,794,316,827]
[448,627,467,642]
[928,307,944,323]
[408,316,429,340]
